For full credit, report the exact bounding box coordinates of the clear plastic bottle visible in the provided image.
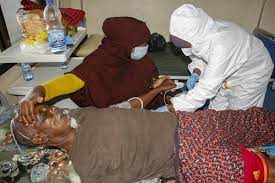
[44,0,66,54]
[21,63,34,81]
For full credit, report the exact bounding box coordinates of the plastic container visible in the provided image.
[16,9,46,41]
[30,163,49,183]
[16,9,49,53]
[21,63,33,81]
[44,0,67,54]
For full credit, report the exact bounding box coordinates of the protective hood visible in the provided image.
[170,4,217,58]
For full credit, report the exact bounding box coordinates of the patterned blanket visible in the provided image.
[175,107,275,182]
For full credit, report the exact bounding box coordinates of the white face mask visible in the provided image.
[63,109,78,129]
[181,48,192,56]
[131,45,149,60]
[70,117,78,129]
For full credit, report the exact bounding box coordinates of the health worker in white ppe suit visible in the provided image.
[167,4,274,112]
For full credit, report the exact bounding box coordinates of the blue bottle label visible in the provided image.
[47,30,66,49]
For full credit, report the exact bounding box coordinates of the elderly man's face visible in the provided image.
[14,105,72,145]
[33,105,71,137]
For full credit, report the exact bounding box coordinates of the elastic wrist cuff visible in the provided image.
[128,97,144,109]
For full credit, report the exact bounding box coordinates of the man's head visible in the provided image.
[12,105,77,148]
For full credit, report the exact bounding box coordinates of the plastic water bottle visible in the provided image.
[21,63,33,81]
[44,0,67,54]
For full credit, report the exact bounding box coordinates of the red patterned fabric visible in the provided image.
[21,0,85,26]
[175,107,275,182]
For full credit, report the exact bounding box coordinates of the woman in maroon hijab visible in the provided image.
[19,17,166,122]
[70,17,163,108]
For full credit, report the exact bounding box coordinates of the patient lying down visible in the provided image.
[12,104,275,183]
[12,104,178,183]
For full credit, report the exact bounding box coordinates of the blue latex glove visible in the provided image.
[262,145,275,155]
[151,105,168,112]
[186,73,199,90]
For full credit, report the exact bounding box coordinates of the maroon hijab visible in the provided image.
[70,17,163,108]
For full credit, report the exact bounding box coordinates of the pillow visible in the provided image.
[75,34,104,57]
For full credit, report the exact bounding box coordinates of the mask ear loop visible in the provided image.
[128,97,144,109]
[163,88,176,106]
[10,119,24,154]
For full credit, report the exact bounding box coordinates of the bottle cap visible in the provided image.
[46,0,53,5]
[31,163,49,182]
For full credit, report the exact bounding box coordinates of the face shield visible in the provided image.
[181,48,192,56]
[170,35,191,48]
[170,35,192,56]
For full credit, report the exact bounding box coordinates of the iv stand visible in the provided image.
[56,0,60,8]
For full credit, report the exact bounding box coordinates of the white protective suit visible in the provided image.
[170,4,274,111]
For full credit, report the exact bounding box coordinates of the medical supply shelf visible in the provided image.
[7,58,83,96]
[0,27,87,63]
[7,58,83,109]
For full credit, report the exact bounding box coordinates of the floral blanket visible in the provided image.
[175,107,275,182]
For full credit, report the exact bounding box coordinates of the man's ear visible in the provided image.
[31,132,48,145]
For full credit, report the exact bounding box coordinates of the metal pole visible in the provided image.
[257,0,267,28]
[56,0,60,8]
[80,0,84,10]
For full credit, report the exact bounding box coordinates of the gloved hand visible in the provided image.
[151,105,169,112]
[186,73,199,90]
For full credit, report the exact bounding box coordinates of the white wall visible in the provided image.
[65,0,265,39]
[260,0,275,35]
[0,65,21,104]
[2,0,272,43]
[0,0,25,104]
[0,0,22,44]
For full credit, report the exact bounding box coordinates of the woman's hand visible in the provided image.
[152,75,170,88]
[155,77,176,93]
[167,104,175,113]
[19,86,45,125]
